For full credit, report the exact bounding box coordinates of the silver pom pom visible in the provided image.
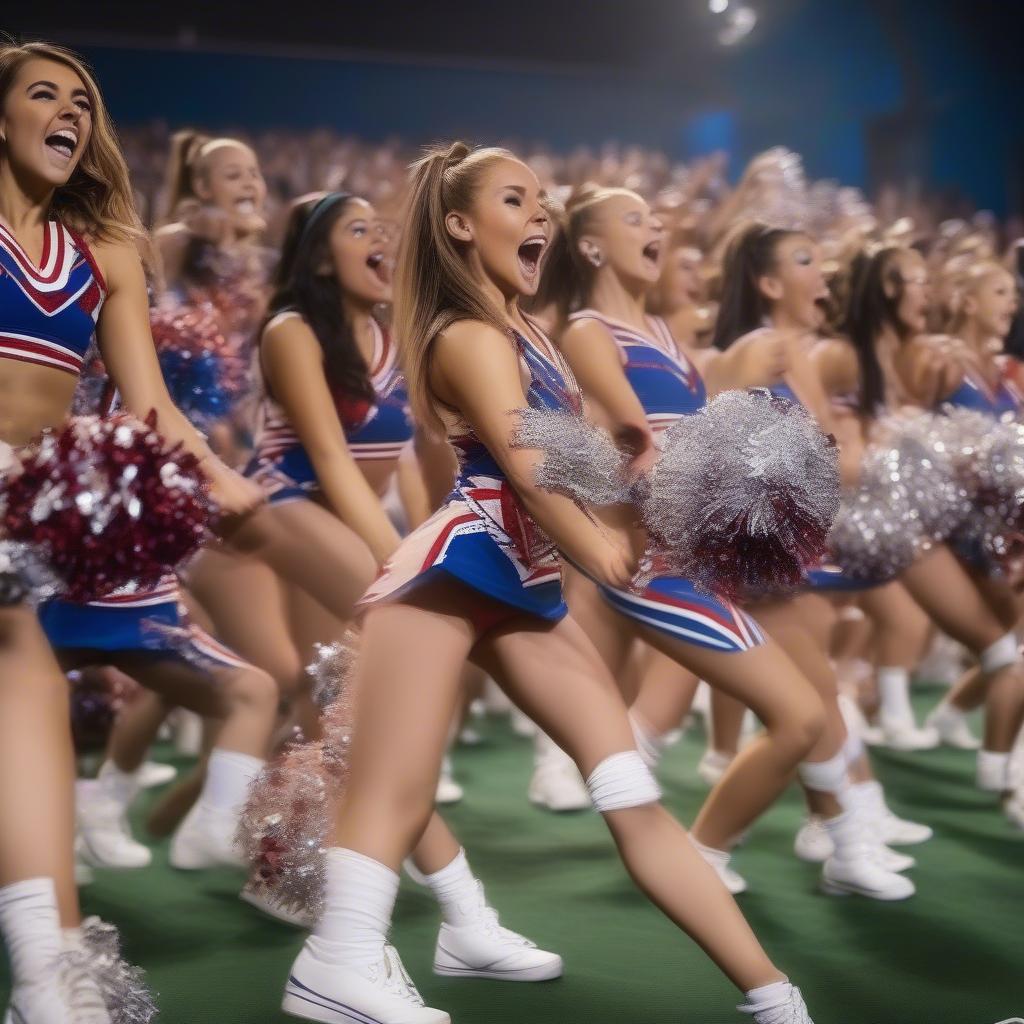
[63,917,158,1024]
[308,635,358,710]
[513,407,629,505]
[0,539,62,607]
[642,389,840,599]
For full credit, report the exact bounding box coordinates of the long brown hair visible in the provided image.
[534,184,639,326]
[0,41,141,242]
[392,141,516,436]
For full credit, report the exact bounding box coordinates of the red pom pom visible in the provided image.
[3,414,209,601]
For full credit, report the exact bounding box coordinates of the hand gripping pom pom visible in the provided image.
[63,917,158,1024]
[643,389,841,600]
[2,414,209,602]
[237,638,358,920]
[513,407,630,506]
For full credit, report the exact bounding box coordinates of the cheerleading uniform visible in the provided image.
[567,310,764,653]
[359,322,572,626]
[943,367,1022,419]
[0,219,104,376]
[247,311,413,504]
[36,364,246,669]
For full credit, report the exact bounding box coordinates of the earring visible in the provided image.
[588,249,605,269]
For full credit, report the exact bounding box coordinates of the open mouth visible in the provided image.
[367,251,393,285]
[44,128,77,162]
[235,198,257,215]
[517,237,546,277]
[642,241,661,267]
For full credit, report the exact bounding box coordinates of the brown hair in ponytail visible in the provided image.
[392,142,518,436]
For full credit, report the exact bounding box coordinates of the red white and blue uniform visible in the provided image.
[0,219,104,375]
[943,366,1022,419]
[0,218,241,664]
[360,322,571,623]
[247,311,413,503]
[568,310,765,653]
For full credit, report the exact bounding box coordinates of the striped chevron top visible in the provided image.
[0,219,105,377]
[253,311,412,464]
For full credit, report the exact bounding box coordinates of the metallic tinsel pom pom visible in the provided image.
[513,407,629,505]
[0,539,62,606]
[236,644,357,921]
[643,389,841,600]
[64,917,158,1023]
[308,635,359,710]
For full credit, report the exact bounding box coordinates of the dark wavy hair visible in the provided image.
[263,192,375,403]
[712,222,801,351]
[840,246,910,416]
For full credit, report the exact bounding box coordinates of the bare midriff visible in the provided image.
[0,362,77,448]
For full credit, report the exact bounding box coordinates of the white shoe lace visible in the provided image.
[366,945,425,1006]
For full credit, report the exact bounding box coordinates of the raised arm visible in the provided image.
[260,315,401,566]
[433,320,634,587]
[92,239,263,518]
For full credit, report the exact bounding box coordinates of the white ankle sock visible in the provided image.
[877,667,913,722]
[310,849,399,967]
[742,979,793,1012]
[628,711,665,769]
[977,749,1012,792]
[420,849,484,926]
[0,877,62,986]
[202,749,264,814]
[98,760,142,806]
[821,811,866,859]
[690,835,731,867]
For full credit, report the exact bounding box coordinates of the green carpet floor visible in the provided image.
[8,688,1024,1024]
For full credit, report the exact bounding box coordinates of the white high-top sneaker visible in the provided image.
[529,735,589,812]
[793,818,832,863]
[820,814,915,900]
[848,781,933,846]
[5,945,114,1024]
[923,701,980,750]
[283,942,450,1023]
[877,713,939,751]
[76,779,151,870]
[432,882,562,982]
[169,800,247,870]
[738,986,814,1023]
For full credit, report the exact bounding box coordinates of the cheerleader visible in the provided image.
[0,41,261,1021]
[535,191,916,901]
[279,143,815,1024]
[922,258,1023,762]
[197,192,562,977]
[813,245,1024,827]
[708,224,934,867]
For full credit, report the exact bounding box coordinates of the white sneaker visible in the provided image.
[169,800,247,870]
[697,749,734,787]
[878,714,940,751]
[529,742,590,812]
[924,702,981,750]
[136,761,178,789]
[76,781,151,869]
[821,852,915,900]
[240,879,317,929]
[6,982,69,1023]
[793,818,832,863]
[795,817,914,869]
[738,985,814,1023]
[848,781,933,846]
[60,929,113,1024]
[435,757,464,806]
[283,942,450,1023]
[434,906,562,982]
[1002,790,1024,829]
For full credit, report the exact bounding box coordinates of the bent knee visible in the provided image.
[224,666,279,710]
